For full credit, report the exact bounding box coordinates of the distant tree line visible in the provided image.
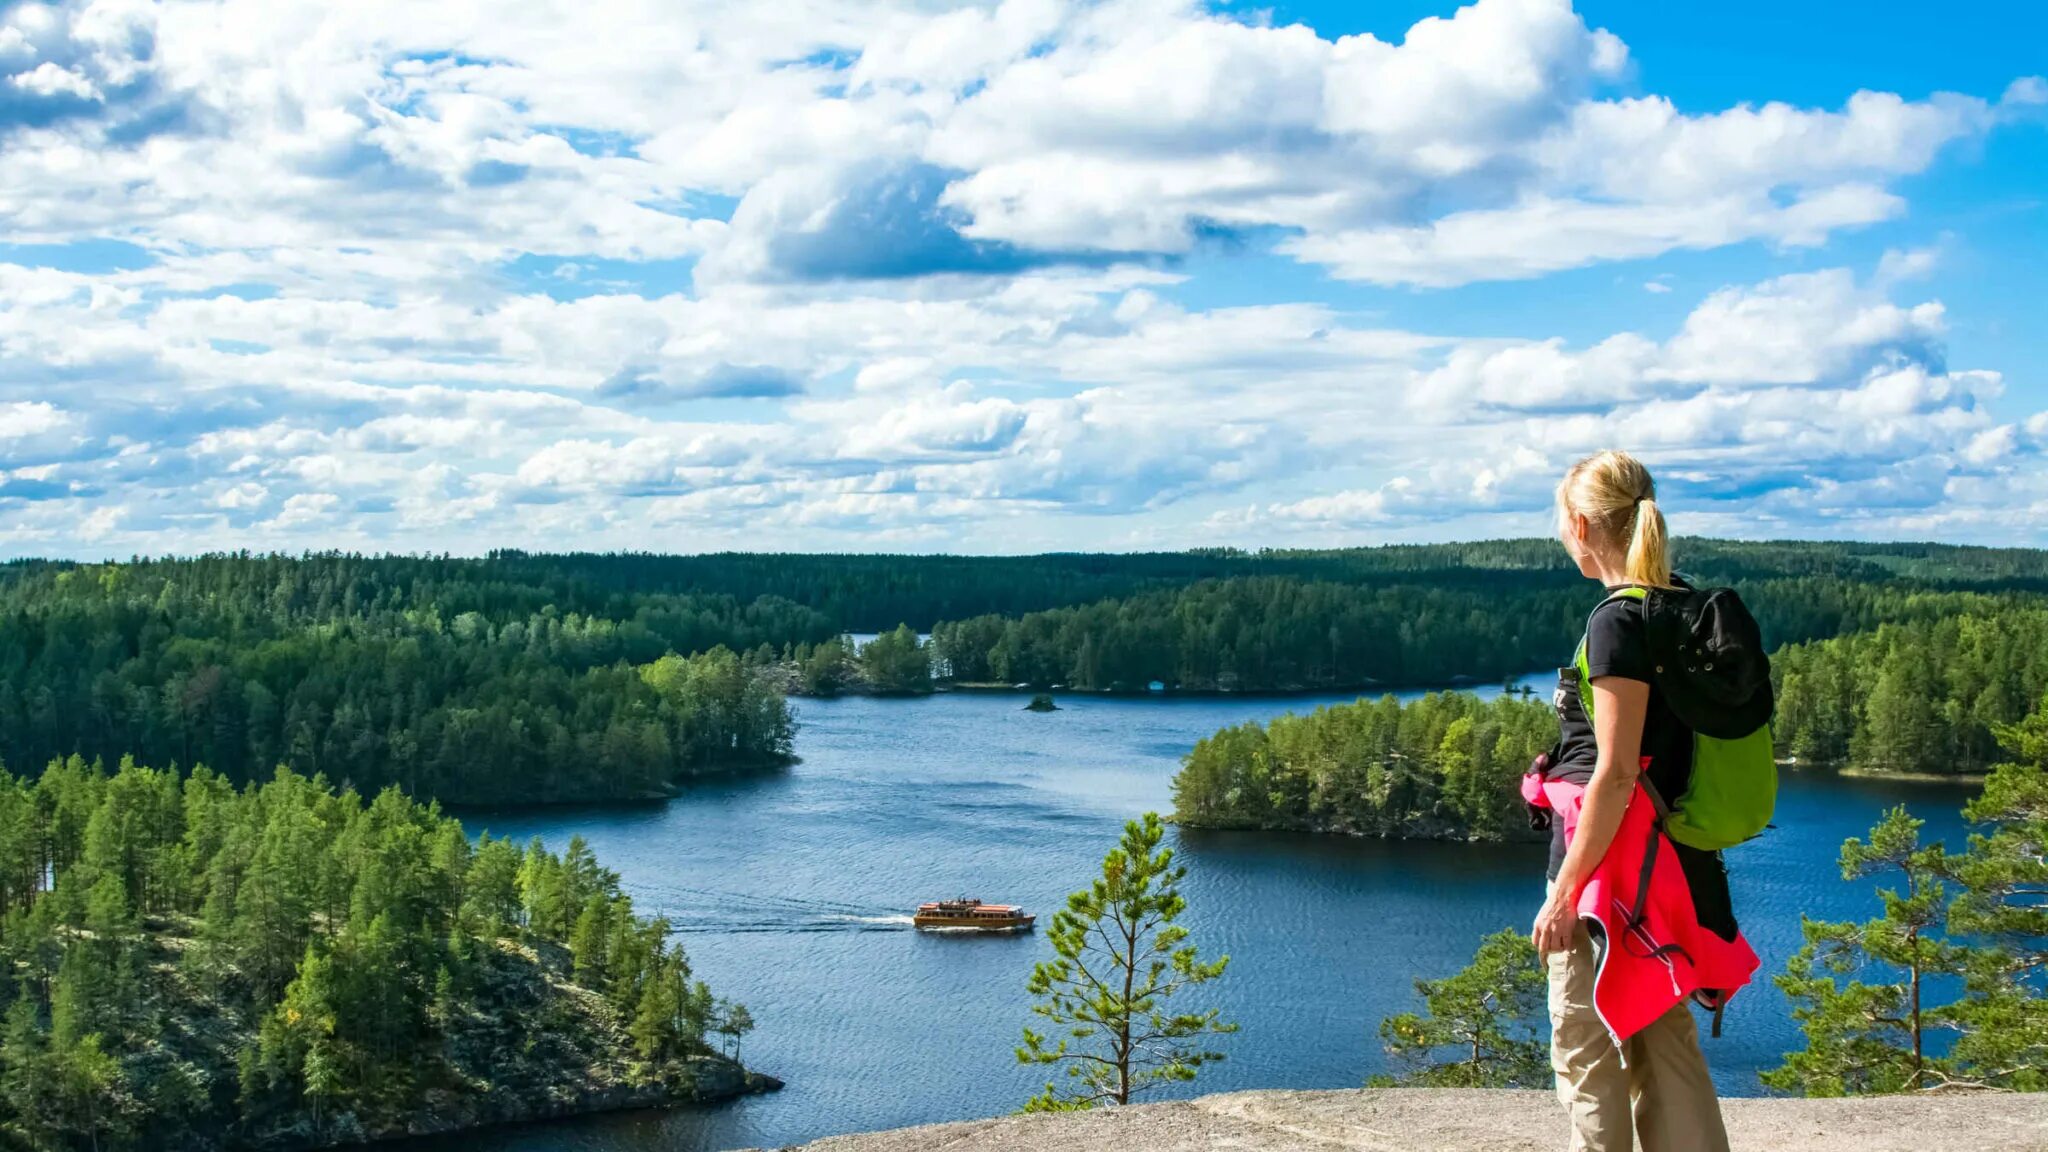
[486,539,2048,630]
[0,758,751,1149]
[928,574,2044,696]
[5,543,2046,808]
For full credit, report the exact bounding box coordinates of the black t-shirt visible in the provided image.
[1547,587,1738,941]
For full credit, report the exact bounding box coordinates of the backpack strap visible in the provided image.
[1573,585,1649,724]
[1693,990,1730,1038]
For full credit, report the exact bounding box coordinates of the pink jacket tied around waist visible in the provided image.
[1522,769,1759,1053]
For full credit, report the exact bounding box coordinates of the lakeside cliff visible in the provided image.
[132,922,777,1149]
[0,759,773,1151]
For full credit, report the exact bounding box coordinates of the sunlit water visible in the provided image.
[413,683,1977,1152]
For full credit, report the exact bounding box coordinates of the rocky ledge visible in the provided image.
[276,1057,781,1148]
[741,1087,2048,1152]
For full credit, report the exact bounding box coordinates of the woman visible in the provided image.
[1527,450,1753,1152]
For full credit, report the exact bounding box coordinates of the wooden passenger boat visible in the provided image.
[912,896,1035,932]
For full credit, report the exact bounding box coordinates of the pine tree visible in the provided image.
[1945,704,2048,1089]
[569,894,612,987]
[1371,928,1548,1088]
[717,1002,754,1063]
[461,834,523,936]
[1765,807,1978,1094]
[518,838,567,940]
[629,956,682,1063]
[251,944,340,1111]
[51,874,141,1048]
[0,998,56,1147]
[1018,812,1235,1111]
[56,1034,127,1152]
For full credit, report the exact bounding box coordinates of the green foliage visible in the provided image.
[1772,608,2048,774]
[858,625,933,695]
[2,541,2042,808]
[713,1000,755,1062]
[0,756,742,1149]
[1763,693,2048,1097]
[1171,692,1553,839]
[797,636,858,696]
[0,556,812,805]
[1371,928,1548,1089]
[640,648,796,771]
[1944,704,2048,1089]
[1765,807,1979,1095]
[1018,813,1235,1111]
[930,541,2048,693]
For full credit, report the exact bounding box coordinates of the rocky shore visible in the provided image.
[343,1057,781,1146]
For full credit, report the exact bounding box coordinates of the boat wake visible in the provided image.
[667,918,911,935]
[661,887,912,935]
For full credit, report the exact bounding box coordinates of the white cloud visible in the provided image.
[0,401,68,438]
[0,0,2027,293]
[77,505,123,541]
[264,492,340,530]
[1282,185,1904,287]
[215,482,268,510]
[9,61,101,100]
[0,1,2042,554]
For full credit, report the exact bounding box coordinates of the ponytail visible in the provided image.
[1625,496,1672,588]
[1557,450,1678,589]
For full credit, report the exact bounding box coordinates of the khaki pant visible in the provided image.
[1547,923,1730,1152]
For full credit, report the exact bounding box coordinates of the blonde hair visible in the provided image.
[1556,450,1674,589]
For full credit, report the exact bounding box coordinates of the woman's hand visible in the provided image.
[1532,890,1576,956]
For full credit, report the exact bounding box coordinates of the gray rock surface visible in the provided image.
[739,1088,2048,1152]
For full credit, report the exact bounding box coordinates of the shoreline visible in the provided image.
[1824,765,1989,785]
[787,674,1548,702]
[1169,815,1546,845]
[440,756,800,814]
[370,1062,782,1151]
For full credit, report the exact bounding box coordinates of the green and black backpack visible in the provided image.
[1574,582,1777,851]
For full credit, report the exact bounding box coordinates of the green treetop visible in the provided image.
[1765,806,1978,1095]
[1945,702,2048,1089]
[1018,812,1236,1111]
[859,625,933,695]
[1371,928,1548,1088]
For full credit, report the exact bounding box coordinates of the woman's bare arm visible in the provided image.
[1531,675,1648,953]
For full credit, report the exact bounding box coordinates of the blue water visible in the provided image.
[419,684,1977,1152]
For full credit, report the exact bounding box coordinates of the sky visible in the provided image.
[0,0,2044,558]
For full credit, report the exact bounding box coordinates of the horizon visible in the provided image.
[3,0,2046,558]
[6,532,2043,565]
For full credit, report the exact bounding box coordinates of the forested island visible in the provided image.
[1170,693,1555,841]
[0,757,771,1150]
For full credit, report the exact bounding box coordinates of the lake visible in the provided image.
[418,683,1979,1152]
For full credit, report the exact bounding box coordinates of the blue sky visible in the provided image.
[0,0,2044,557]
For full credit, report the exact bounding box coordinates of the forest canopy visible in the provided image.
[0,757,750,1150]
[2,540,2044,807]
